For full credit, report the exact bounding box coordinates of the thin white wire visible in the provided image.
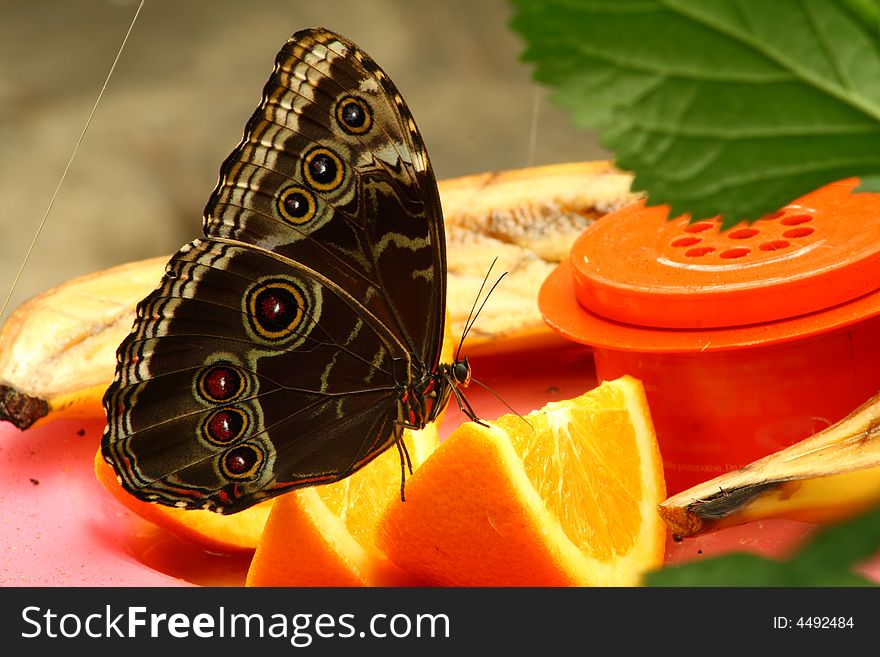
[526,85,541,168]
[0,0,146,323]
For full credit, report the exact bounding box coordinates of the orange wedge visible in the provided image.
[245,322,454,587]
[94,448,271,552]
[376,376,667,586]
[245,425,439,586]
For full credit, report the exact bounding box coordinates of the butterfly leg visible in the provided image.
[393,425,413,502]
[449,382,489,428]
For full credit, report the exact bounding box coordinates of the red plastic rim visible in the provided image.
[540,259,880,352]
[569,179,880,329]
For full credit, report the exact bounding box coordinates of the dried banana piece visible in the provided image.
[0,257,168,428]
[659,391,880,538]
[443,161,635,347]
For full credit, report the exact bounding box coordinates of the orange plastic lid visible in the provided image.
[570,179,880,329]
[540,178,880,352]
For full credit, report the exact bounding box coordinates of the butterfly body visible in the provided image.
[101,28,469,514]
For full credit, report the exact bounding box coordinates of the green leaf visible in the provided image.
[510,0,880,227]
[644,505,880,587]
[842,0,880,39]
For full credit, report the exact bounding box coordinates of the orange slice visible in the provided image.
[245,425,439,586]
[376,375,667,586]
[93,448,271,552]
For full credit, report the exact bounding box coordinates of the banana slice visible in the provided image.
[0,256,168,429]
[443,161,635,348]
[0,161,636,429]
[659,391,880,538]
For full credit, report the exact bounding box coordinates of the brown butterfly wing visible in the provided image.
[102,29,448,513]
[204,28,446,363]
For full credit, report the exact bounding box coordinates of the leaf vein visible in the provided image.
[663,0,880,122]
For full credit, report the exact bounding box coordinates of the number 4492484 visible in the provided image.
[797,617,854,629]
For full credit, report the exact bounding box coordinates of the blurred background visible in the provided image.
[0,0,608,314]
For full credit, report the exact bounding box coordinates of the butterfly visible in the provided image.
[101,27,476,514]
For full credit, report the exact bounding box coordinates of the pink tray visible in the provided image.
[1,338,876,586]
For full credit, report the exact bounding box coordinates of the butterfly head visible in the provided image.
[452,357,471,388]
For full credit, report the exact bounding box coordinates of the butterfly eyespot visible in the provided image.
[278,185,317,225]
[335,95,373,135]
[201,407,250,445]
[302,146,344,192]
[245,278,308,342]
[221,443,265,480]
[196,363,247,403]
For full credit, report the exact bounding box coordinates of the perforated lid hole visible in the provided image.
[728,228,759,240]
[684,222,715,233]
[684,246,716,257]
[759,240,791,251]
[671,236,701,247]
[783,227,815,238]
[719,247,751,259]
[760,210,785,220]
[780,214,813,226]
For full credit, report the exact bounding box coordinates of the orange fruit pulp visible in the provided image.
[376,375,667,586]
[245,425,438,586]
[244,322,455,587]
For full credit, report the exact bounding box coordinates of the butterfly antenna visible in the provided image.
[455,260,508,361]
[455,257,496,359]
[470,377,531,429]
[457,271,507,359]
[395,430,414,502]
[0,0,145,324]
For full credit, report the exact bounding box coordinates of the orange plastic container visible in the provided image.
[539,178,880,494]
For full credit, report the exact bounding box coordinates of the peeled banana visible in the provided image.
[0,256,168,429]
[441,160,635,345]
[0,161,635,430]
[659,391,880,538]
